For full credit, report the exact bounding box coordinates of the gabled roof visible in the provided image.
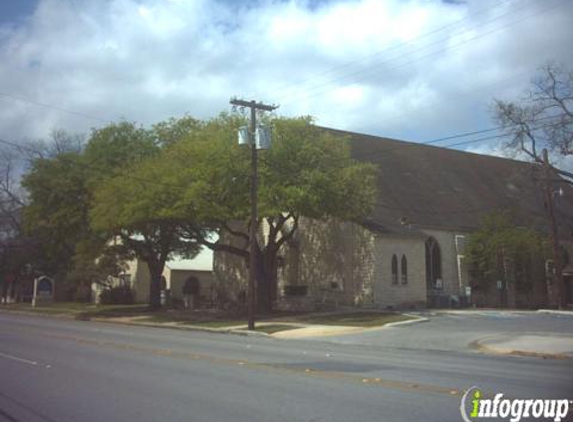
[323,127,573,237]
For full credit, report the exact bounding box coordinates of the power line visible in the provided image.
[356,67,532,131]
[0,92,109,123]
[0,110,566,192]
[425,113,567,145]
[417,118,562,150]
[276,0,566,107]
[0,136,188,191]
[264,0,513,99]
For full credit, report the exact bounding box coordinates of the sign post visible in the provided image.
[32,276,55,308]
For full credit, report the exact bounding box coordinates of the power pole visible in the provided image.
[542,148,565,309]
[229,98,278,330]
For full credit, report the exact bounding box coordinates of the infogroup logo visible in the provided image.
[460,386,571,422]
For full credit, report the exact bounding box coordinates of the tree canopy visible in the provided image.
[21,122,169,303]
[19,113,377,309]
[466,210,549,307]
[91,114,377,310]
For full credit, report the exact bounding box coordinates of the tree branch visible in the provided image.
[276,214,299,250]
[222,222,249,250]
[183,223,250,259]
[198,235,249,258]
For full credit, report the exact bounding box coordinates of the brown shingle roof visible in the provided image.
[322,127,573,237]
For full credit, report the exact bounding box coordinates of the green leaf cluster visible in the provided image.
[97,115,377,229]
[466,210,549,292]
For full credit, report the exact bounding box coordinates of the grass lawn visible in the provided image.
[1,302,414,330]
[287,312,414,327]
[1,302,149,316]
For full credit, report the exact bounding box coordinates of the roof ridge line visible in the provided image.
[315,125,542,168]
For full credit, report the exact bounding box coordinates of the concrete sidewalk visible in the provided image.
[89,314,427,338]
[271,314,428,339]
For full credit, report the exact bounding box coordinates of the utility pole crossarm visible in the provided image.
[230,98,278,112]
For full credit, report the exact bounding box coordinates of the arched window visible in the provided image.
[401,255,408,284]
[425,237,442,289]
[391,255,398,284]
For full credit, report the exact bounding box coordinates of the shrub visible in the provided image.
[73,283,92,303]
[100,285,134,305]
[284,285,308,297]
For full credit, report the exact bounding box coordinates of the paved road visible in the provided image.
[316,311,573,353]
[0,312,572,422]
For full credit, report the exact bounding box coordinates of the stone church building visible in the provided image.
[214,128,573,310]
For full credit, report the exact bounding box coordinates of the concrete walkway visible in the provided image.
[272,325,365,338]
[476,334,573,358]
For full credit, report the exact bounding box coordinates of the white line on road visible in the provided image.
[0,351,39,366]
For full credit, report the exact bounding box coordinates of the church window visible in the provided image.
[391,255,398,284]
[401,255,408,284]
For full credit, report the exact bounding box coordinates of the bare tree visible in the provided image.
[19,129,84,163]
[494,63,573,181]
[0,147,25,234]
[0,146,26,302]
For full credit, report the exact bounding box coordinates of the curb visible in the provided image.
[384,314,429,328]
[89,317,271,338]
[537,309,573,316]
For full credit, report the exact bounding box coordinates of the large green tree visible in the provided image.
[466,211,549,307]
[22,152,89,279]
[90,173,200,309]
[88,119,201,308]
[21,122,167,302]
[103,115,377,311]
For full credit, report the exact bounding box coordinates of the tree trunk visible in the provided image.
[147,262,163,310]
[256,248,278,313]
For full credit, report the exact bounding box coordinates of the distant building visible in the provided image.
[92,248,214,304]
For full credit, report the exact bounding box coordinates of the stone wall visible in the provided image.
[283,218,377,308]
[213,218,378,308]
[213,218,559,309]
[212,225,249,305]
[372,235,426,309]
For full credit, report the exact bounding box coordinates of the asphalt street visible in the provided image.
[0,312,572,422]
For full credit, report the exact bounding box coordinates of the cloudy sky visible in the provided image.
[0,0,572,157]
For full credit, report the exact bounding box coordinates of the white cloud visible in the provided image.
[0,0,571,152]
